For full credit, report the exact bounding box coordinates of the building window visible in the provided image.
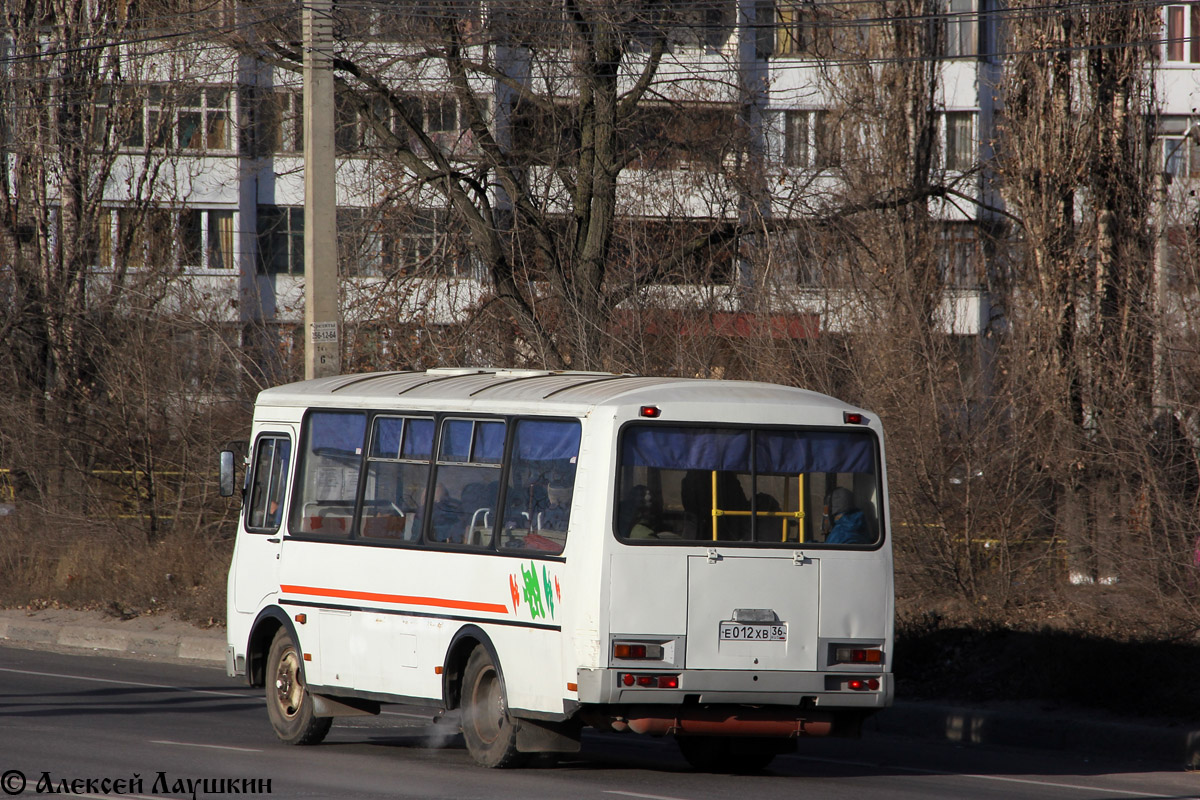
[385,209,471,277]
[772,3,820,56]
[1158,116,1200,177]
[336,1,482,42]
[178,87,231,151]
[338,207,383,277]
[1166,5,1200,62]
[93,86,146,148]
[140,85,232,152]
[783,110,811,167]
[94,209,114,268]
[337,206,471,278]
[783,110,841,169]
[336,93,370,154]
[119,207,173,268]
[774,2,862,58]
[943,0,976,58]
[207,210,235,269]
[944,111,975,172]
[257,206,304,275]
[937,223,982,287]
[261,89,303,155]
[95,207,234,269]
[179,210,235,269]
[397,94,474,157]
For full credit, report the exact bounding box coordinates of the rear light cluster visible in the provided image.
[832,646,883,665]
[619,673,679,689]
[847,678,881,691]
[613,643,665,660]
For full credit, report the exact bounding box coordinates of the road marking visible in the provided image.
[947,773,1186,798]
[0,666,251,699]
[605,792,694,800]
[790,754,1187,798]
[151,739,262,753]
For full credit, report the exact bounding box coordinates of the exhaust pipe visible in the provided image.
[587,705,836,737]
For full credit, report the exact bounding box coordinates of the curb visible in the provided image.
[0,615,226,664]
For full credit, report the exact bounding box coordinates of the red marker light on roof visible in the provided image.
[640,406,661,418]
[843,412,866,425]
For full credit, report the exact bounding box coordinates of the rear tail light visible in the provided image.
[619,673,679,689]
[613,642,665,660]
[847,678,881,691]
[833,646,883,665]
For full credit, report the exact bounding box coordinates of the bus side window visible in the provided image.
[502,419,580,554]
[289,411,366,538]
[431,419,505,547]
[247,435,290,532]
[362,416,433,542]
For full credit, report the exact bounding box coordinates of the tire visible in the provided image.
[460,646,525,768]
[265,628,332,746]
[675,735,786,773]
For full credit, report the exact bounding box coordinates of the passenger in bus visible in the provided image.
[400,487,425,541]
[824,487,870,544]
[681,470,750,540]
[538,479,572,531]
[503,476,547,531]
[622,484,668,539]
[428,484,465,542]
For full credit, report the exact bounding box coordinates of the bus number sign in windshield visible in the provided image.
[719,622,787,641]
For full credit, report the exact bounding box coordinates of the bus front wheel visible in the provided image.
[460,646,524,768]
[265,628,332,746]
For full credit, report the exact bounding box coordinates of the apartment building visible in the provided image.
[7,1,1196,348]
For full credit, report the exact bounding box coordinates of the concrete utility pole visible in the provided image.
[736,0,770,300]
[303,0,340,379]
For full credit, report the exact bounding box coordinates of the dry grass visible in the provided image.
[0,512,229,626]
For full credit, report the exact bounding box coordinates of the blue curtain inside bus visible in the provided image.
[622,426,874,475]
[441,419,505,463]
[515,420,582,461]
[310,411,366,456]
[371,417,435,460]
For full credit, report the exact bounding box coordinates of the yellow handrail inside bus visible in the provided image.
[710,471,806,542]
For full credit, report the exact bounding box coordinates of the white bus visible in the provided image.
[221,368,893,771]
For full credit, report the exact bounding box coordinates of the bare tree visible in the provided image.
[0,0,249,541]
[231,0,758,371]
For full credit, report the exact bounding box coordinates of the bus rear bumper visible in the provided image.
[576,668,893,709]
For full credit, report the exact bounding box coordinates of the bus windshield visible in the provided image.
[616,424,880,546]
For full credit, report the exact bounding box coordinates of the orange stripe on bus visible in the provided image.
[280,584,510,615]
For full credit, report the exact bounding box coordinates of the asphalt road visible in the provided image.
[0,644,1194,800]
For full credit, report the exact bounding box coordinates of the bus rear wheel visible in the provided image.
[265,628,332,746]
[676,735,785,773]
[460,646,524,768]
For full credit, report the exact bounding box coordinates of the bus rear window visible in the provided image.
[616,425,880,546]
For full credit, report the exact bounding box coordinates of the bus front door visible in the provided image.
[232,429,294,616]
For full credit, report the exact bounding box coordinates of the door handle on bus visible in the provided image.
[267,537,280,544]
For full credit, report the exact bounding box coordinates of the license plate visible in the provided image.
[719,622,787,641]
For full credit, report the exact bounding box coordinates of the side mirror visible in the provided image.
[219,450,236,497]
